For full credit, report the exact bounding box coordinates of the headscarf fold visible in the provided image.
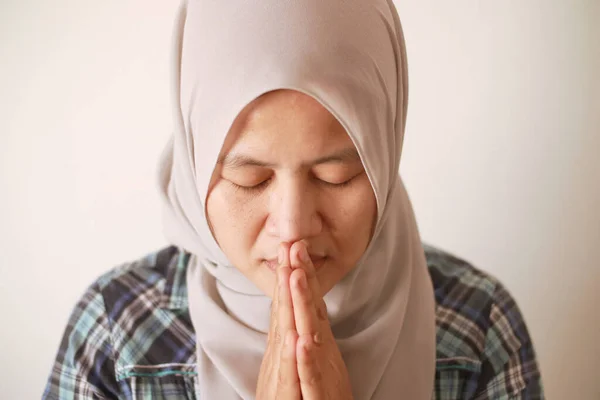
[158,0,436,398]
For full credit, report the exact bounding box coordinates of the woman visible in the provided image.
[44,0,543,398]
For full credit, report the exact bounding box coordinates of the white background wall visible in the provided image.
[1,0,598,398]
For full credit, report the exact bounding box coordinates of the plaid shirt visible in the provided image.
[43,245,543,399]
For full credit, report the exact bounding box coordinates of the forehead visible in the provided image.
[226,89,352,149]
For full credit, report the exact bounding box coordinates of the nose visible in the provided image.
[266,176,322,242]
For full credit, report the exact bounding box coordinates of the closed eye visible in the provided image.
[228,178,271,193]
[316,176,356,189]
[228,173,360,194]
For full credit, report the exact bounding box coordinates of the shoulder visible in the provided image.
[425,244,498,317]
[425,244,498,352]
[95,246,179,289]
[44,246,196,399]
[425,244,496,369]
[94,245,183,310]
[424,244,544,399]
[92,245,196,374]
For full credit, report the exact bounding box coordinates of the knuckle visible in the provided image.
[300,342,313,363]
[268,322,277,342]
[320,299,328,313]
[305,264,317,279]
[301,290,314,306]
[316,301,327,321]
[277,370,296,387]
[273,330,282,345]
[308,369,323,386]
[312,331,324,346]
[277,371,287,386]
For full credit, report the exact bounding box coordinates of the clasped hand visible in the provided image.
[256,241,353,400]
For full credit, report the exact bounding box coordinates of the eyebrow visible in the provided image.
[218,147,362,169]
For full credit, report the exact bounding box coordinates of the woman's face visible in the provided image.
[206,90,377,298]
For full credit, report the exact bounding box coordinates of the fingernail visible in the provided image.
[313,332,323,345]
[297,273,307,289]
[302,341,310,355]
[299,245,310,263]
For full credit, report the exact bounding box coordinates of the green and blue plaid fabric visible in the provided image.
[43,245,543,399]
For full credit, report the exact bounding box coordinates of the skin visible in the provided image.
[205,89,378,399]
[256,241,354,399]
[206,89,377,297]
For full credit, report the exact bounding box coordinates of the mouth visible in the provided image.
[264,256,328,272]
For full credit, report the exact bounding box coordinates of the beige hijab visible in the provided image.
[158,0,436,398]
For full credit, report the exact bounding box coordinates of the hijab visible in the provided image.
[158,0,436,398]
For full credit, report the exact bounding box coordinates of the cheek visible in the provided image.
[206,184,264,264]
[326,181,377,257]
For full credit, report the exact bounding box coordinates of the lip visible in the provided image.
[264,256,328,272]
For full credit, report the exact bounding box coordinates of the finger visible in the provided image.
[290,242,328,326]
[268,245,284,345]
[268,248,281,345]
[270,243,295,361]
[276,330,301,399]
[277,243,296,338]
[290,268,322,344]
[296,336,327,400]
